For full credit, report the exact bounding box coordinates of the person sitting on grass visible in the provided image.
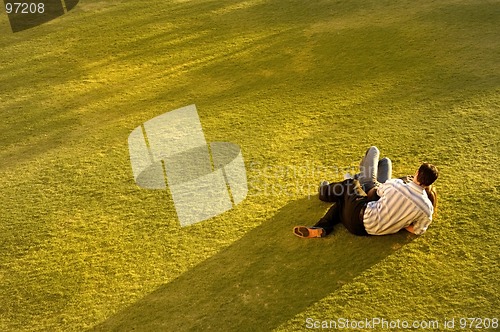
[293,146,438,238]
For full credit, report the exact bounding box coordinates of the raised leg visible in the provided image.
[377,157,392,183]
[358,146,380,192]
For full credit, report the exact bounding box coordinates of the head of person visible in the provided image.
[416,163,439,187]
[414,163,439,215]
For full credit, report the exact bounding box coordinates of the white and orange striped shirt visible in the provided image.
[363,179,433,235]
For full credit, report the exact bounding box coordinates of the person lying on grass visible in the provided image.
[293,146,438,238]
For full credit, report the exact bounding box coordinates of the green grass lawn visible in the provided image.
[1,0,499,331]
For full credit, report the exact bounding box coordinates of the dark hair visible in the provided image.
[417,163,439,187]
[417,163,439,217]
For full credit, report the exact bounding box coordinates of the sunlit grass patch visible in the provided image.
[0,0,499,331]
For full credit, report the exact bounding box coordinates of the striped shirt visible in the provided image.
[363,179,433,235]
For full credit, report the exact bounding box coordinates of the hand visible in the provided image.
[405,225,416,234]
[400,175,414,184]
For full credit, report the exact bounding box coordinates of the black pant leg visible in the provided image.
[340,180,369,236]
[315,179,353,235]
[313,202,341,235]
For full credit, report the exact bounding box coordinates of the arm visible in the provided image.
[367,180,396,202]
[399,175,414,184]
[375,179,396,197]
[407,217,431,235]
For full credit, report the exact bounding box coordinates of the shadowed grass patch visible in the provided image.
[93,196,415,331]
[0,0,498,330]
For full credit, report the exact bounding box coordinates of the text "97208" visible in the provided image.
[5,2,45,14]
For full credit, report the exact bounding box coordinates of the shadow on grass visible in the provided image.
[93,196,415,331]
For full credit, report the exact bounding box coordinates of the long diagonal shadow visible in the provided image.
[93,196,415,331]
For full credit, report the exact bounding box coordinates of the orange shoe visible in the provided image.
[293,226,325,238]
